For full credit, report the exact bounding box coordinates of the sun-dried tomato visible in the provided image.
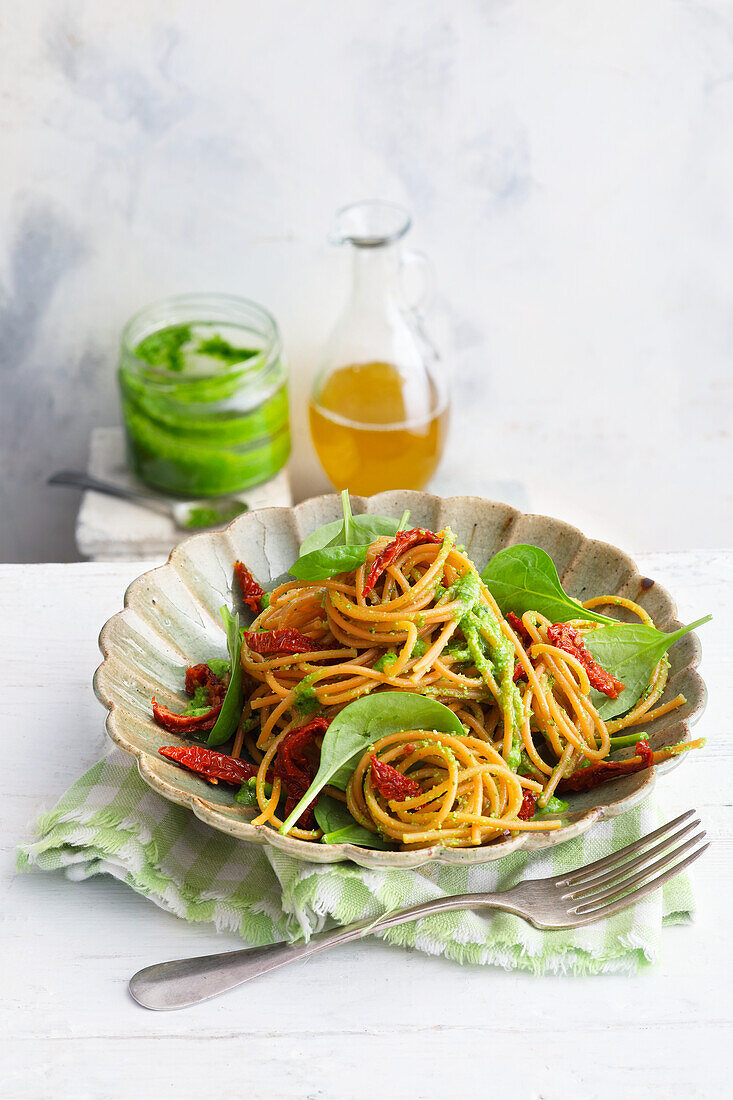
[234,561,265,613]
[636,740,654,769]
[506,612,533,683]
[506,611,531,645]
[159,745,258,785]
[273,716,331,828]
[547,623,625,698]
[517,789,537,820]
[557,740,654,794]
[362,528,443,596]
[184,663,227,704]
[152,700,222,733]
[243,629,319,655]
[369,755,422,802]
[152,662,227,733]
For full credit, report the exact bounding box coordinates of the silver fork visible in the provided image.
[129,810,706,1010]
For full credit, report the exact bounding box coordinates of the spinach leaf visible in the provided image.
[585,615,711,720]
[207,607,244,746]
[291,491,408,582]
[315,795,392,848]
[480,545,616,626]
[280,691,465,834]
[298,490,405,555]
[290,542,372,582]
[481,544,711,721]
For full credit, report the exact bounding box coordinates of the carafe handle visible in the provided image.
[400,249,439,361]
[399,248,434,314]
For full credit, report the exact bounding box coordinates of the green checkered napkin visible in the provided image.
[18,749,694,974]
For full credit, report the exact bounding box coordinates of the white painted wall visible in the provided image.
[2,0,732,561]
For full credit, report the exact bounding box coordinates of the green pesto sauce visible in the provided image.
[182,684,211,715]
[411,638,428,659]
[445,646,471,662]
[449,570,482,619]
[293,672,321,715]
[517,751,536,778]
[537,795,569,815]
[449,568,523,769]
[196,334,259,365]
[374,651,397,672]
[120,321,291,497]
[182,501,249,529]
[206,658,231,679]
[136,326,258,372]
[235,776,272,806]
[136,325,192,372]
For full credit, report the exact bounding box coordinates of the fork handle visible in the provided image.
[129,890,525,1010]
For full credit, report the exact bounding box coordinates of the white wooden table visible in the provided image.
[3,554,732,1100]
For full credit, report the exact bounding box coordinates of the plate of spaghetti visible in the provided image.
[94,491,709,868]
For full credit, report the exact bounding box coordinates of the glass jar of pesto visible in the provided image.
[118,294,291,497]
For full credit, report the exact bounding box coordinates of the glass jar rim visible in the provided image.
[120,292,282,382]
[330,201,412,249]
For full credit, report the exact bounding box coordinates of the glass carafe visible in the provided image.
[309,201,449,495]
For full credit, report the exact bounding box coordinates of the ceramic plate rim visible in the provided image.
[93,492,707,870]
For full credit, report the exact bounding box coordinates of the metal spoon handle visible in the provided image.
[128,892,519,1011]
[47,471,171,516]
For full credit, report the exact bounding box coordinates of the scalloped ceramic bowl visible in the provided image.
[94,492,707,869]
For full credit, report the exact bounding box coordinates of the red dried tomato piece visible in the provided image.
[184,663,227,704]
[636,740,654,769]
[506,611,531,645]
[234,561,265,614]
[557,740,654,794]
[159,745,258,785]
[547,623,625,699]
[517,790,537,820]
[243,629,319,656]
[273,716,331,828]
[362,528,443,596]
[152,662,227,733]
[369,755,422,802]
[152,700,222,733]
[506,612,533,683]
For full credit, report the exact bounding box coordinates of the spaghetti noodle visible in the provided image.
[225,528,690,846]
[153,504,705,850]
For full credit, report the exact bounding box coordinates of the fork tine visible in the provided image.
[554,809,696,886]
[572,843,709,922]
[573,833,707,913]
[564,819,701,898]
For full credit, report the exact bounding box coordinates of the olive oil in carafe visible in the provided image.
[309,361,448,496]
[310,202,449,494]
